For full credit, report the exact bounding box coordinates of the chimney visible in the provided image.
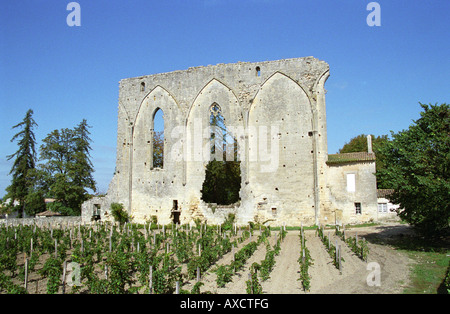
[367,135,373,153]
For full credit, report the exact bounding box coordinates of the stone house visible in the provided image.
[326,151,378,225]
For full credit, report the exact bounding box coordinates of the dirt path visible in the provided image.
[261,231,302,294]
[306,232,343,293]
[310,231,370,294]
[190,224,414,294]
[182,234,262,294]
[296,226,413,294]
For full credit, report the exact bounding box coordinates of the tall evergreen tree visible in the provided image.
[73,119,96,192]
[4,109,44,216]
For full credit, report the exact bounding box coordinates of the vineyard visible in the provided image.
[0,219,412,294]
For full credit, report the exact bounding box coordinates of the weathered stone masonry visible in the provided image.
[82,57,378,226]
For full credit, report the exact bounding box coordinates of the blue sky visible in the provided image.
[0,0,449,196]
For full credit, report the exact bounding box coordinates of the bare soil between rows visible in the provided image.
[183,222,415,294]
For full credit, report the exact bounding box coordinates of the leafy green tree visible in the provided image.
[201,105,241,205]
[153,131,164,168]
[376,103,449,238]
[4,109,45,216]
[201,160,241,205]
[339,134,370,153]
[110,203,129,225]
[23,167,47,215]
[339,133,389,154]
[338,133,390,188]
[39,120,96,215]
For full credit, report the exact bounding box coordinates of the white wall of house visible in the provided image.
[376,197,401,221]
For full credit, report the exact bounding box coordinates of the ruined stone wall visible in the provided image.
[0,216,82,227]
[108,57,330,225]
[81,57,378,226]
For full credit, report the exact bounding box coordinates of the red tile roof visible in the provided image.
[377,189,395,198]
[327,152,376,165]
[36,210,62,217]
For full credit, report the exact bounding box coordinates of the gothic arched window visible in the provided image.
[153,108,164,168]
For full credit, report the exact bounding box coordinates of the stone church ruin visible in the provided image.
[82,57,378,226]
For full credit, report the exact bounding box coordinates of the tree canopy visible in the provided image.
[153,130,164,168]
[201,104,241,205]
[4,109,45,216]
[201,160,241,205]
[339,133,388,154]
[376,103,449,238]
[338,133,390,188]
[3,112,97,217]
[39,119,96,215]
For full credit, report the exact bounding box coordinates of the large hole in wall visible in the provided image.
[201,160,241,205]
[200,103,241,205]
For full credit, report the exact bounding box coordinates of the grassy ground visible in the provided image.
[326,221,450,294]
[381,231,450,294]
[403,249,449,294]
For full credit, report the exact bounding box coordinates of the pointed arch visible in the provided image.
[186,78,240,125]
[246,70,316,215]
[185,78,243,162]
[184,78,244,193]
[134,85,179,125]
[313,69,330,93]
[152,106,163,120]
[248,71,312,120]
[132,85,179,174]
